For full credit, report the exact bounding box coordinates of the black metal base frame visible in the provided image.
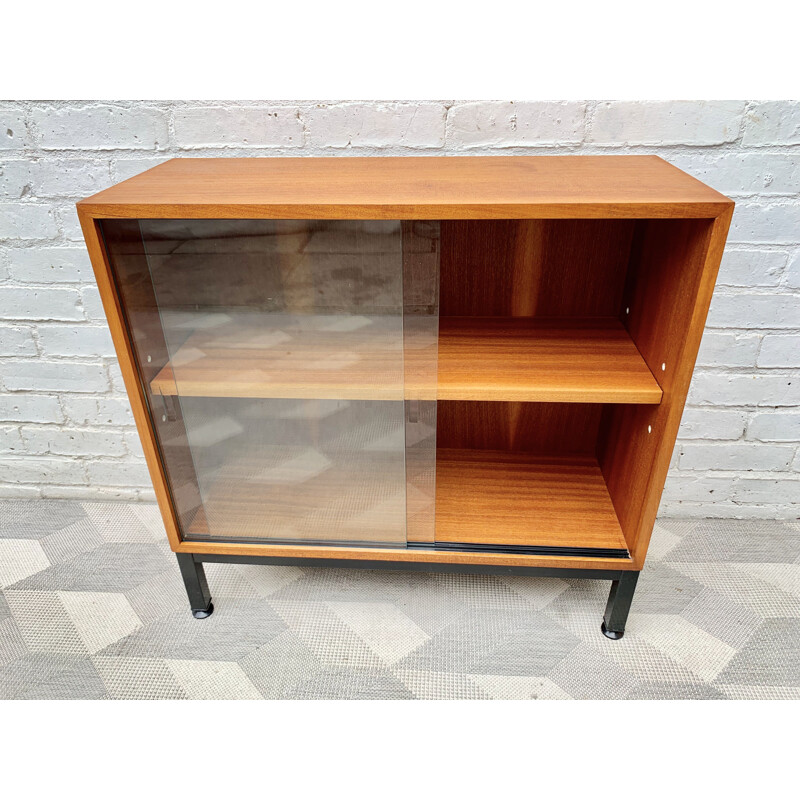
[176,553,213,619]
[175,552,640,639]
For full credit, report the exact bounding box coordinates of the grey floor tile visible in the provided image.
[286,667,415,700]
[430,572,541,611]
[716,618,800,687]
[592,633,704,686]
[5,590,87,656]
[201,563,261,599]
[380,586,469,638]
[39,518,105,565]
[652,519,701,538]
[270,567,435,606]
[99,598,287,661]
[125,569,191,626]
[632,563,705,614]
[1,500,799,700]
[467,673,571,700]
[627,682,726,700]
[0,500,88,539]
[0,653,106,700]
[0,618,28,667]
[539,579,611,640]
[9,542,173,592]
[395,669,493,700]
[239,630,322,699]
[92,656,187,700]
[665,519,788,563]
[398,609,580,676]
[715,684,800,700]
[468,613,581,676]
[680,589,764,650]
[82,502,159,543]
[268,597,386,671]
[667,562,800,618]
[727,522,800,563]
[548,643,638,700]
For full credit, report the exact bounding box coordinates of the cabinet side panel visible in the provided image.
[77,214,183,549]
[600,213,731,564]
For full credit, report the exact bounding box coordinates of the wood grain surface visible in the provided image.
[440,219,635,317]
[77,155,733,566]
[437,317,661,403]
[150,315,661,403]
[435,449,627,551]
[77,156,731,219]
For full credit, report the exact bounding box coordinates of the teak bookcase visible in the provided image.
[77,156,733,639]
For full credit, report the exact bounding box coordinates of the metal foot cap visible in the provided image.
[192,601,214,619]
[601,620,624,640]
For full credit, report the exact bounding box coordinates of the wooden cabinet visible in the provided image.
[78,156,733,638]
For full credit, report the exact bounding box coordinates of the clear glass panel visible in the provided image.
[102,218,430,548]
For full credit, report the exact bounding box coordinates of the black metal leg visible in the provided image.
[176,553,214,619]
[601,571,639,640]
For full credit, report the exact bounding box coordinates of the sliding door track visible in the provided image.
[408,541,630,559]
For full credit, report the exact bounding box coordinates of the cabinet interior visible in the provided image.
[435,218,714,559]
[100,215,714,560]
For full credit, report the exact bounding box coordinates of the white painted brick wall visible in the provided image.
[30,104,168,150]
[304,103,446,148]
[447,102,586,147]
[0,105,29,150]
[742,102,800,146]
[716,249,786,287]
[1,100,798,518]
[588,101,745,145]
[785,252,800,288]
[758,335,800,367]
[173,106,303,148]
[747,413,800,442]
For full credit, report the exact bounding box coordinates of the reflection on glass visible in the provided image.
[101,219,439,548]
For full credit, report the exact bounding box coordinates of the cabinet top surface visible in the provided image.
[78,155,732,219]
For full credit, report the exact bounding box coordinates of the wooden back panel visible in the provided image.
[440,219,636,317]
[438,401,603,455]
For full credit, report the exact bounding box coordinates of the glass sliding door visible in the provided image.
[100,218,439,548]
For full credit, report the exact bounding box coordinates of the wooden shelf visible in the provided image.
[435,448,627,553]
[438,317,662,403]
[185,445,627,555]
[151,313,411,401]
[151,314,662,404]
[186,446,407,545]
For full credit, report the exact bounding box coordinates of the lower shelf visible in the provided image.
[182,446,628,557]
[185,447,407,546]
[434,449,628,555]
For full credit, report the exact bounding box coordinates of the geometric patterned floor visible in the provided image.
[1,499,799,699]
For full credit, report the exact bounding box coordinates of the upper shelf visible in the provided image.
[77,156,733,220]
[438,317,662,404]
[150,314,662,404]
[152,312,412,402]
